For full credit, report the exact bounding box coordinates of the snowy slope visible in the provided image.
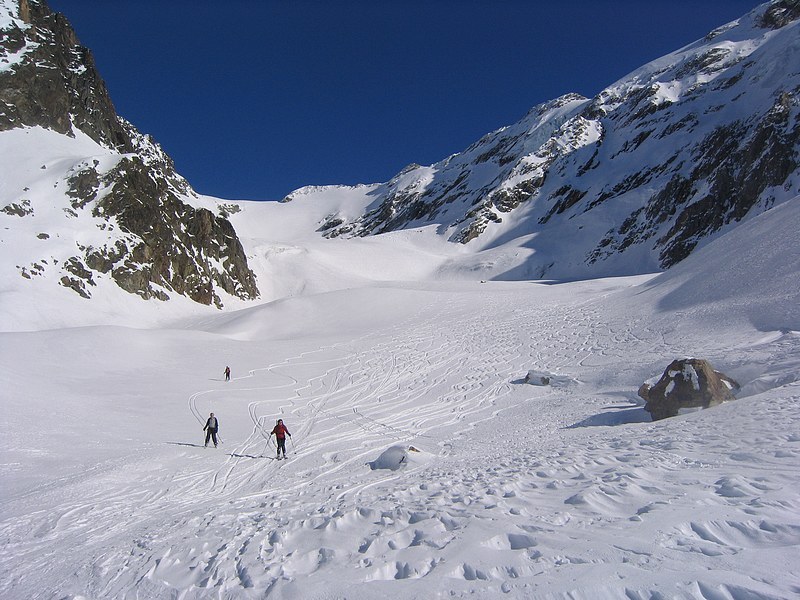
[1,195,798,599]
[311,1,800,280]
[1,1,799,597]
[220,186,470,305]
[1,0,259,310]
[3,0,798,322]
[0,125,261,331]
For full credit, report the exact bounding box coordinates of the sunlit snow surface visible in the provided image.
[1,3,799,594]
[1,183,798,598]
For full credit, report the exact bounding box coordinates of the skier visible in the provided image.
[224,366,231,381]
[270,418,291,459]
[204,412,219,447]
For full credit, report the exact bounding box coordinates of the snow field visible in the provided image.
[2,150,799,598]
[1,270,799,599]
[2,2,800,595]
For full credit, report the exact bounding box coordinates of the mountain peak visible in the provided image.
[0,0,260,306]
[758,0,800,29]
[309,0,800,280]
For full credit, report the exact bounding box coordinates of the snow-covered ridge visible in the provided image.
[0,0,35,73]
[3,0,799,324]
[0,0,260,312]
[308,1,800,281]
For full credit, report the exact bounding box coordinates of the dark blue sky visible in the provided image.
[48,0,760,200]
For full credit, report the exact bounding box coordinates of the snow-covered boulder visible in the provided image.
[367,445,428,471]
[368,446,409,471]
[639,358,740,421]
[523,369,576,387]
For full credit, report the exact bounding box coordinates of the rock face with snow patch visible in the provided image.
[0,0,258,306]
[639,358,740,420]
[311,0,800,280]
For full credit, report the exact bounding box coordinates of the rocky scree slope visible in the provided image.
[308,0,800,279]
[0,0,258,306]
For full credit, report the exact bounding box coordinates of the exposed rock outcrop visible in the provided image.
[0,0,259,305]
[0,0,131,148]
[312,1,800,280]
[639,358,740,421]
[86,157,258,305]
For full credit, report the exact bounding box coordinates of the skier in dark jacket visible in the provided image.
[204,412,219,447]
[224,366,231,381]
[271,419,291,459]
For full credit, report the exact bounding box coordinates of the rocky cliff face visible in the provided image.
[311,0,800,279]
[0,0,130,148]
[0,0,258,305]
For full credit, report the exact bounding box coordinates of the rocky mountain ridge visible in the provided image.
[0,0,258,306]
[306,0,799,279]
[2,0,798,312]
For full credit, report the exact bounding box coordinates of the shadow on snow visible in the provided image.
[568,405,651,428]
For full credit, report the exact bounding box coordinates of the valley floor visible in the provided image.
[1,277,799,599]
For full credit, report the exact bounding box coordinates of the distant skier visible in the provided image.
[271,419,291,459]
[204,412,219,447]
[224,366,231,381]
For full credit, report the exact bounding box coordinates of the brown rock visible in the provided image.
[640,358,740,421]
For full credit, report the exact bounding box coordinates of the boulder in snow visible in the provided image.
[368,446,408,471]
[368,446,419,471]
[639,358,739,421]
[524,369,576,387]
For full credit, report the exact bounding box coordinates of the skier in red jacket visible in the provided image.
[271,419,291,459]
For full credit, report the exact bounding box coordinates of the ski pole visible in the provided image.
[290,435,296,453]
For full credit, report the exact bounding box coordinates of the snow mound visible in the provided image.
[368,445,427,471]
[524,369,578,387]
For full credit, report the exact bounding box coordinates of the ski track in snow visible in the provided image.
[1,282,799,599]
